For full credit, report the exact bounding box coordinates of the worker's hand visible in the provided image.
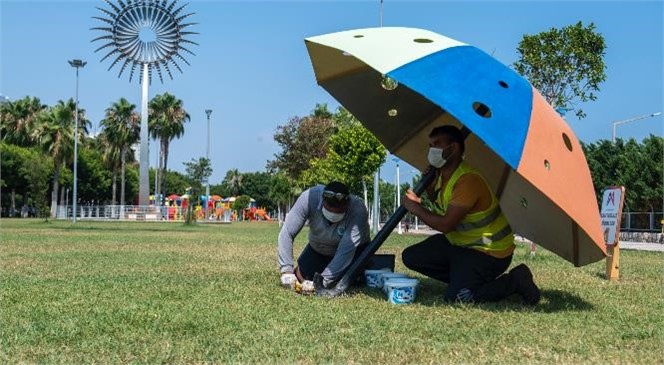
[295,280,315,294]
[280,273,297,289]
[402,189,421,212]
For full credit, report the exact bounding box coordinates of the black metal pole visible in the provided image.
[315,166,438,297]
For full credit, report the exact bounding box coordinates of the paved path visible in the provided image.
[617,241,664,252]
[403,228,663,252]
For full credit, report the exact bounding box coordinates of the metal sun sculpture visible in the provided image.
[92,0,198,83]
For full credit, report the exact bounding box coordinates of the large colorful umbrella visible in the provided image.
[305,27,605,266]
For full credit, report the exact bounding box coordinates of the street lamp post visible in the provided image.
[392,157,402,234]
[372,168,380,234]
[205,109,212,220]
[612,112,661,142]
[68,59,86,223]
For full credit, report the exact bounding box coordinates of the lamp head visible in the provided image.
[68,59,87,68]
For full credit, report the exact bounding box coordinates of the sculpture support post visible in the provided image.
[139,63,149,206]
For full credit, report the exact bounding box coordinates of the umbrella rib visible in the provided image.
[572,223,580,267]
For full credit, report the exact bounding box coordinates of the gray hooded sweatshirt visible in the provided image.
[277,185,370,287]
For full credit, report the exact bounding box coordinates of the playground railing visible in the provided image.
[55,205,235,222]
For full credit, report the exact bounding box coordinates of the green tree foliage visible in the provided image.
[640,136,664,212]
[220,168,244,197]
[20,150,52,218]
[77,146,113,204]
[158,169,192,196]
[582,135,663,212]
[0,143,53,216]
[299,111,386,195]
[232,195,252,214]
[184,157,212,196]
[0,96,47,147]
[268,172,292,216]
[267,106,337,182]
[513,21,606,119]
[241,172,274,209]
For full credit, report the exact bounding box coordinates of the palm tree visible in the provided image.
[224,168,244,196]
[149,93,190,202]
[99,98,140,208]
[1,96,47,146]
[34,99,88,218]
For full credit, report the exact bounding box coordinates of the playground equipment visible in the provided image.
[244,207,272,221]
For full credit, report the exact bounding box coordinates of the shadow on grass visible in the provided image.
[27,221,203,234]
[350,277,594,312]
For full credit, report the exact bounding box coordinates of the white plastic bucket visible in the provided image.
[364,268,392,288]
[385,278,419,304]
[380,272,409,292]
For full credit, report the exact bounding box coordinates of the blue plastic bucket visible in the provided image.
[364,268,392,288]
[379,272,409,292]
[385,278,419,304]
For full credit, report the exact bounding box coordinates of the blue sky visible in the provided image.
[1,0,662,186]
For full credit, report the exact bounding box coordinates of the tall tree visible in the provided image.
[149,93,190,200]
[184,157,212,197]
[34,99,88,217]
[513,21,606,119]
[268,172,292,220]
[0,143,53,217]
[241,171,274,209]
[222,168,244,196]
[299,111,386,196]
[99,98,140,207]
[582,136,663,212]
[267,110,336,182]
[640,136,664,212]
[0,96,47,146]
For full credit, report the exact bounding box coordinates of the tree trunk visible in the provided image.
[120,147,126,207]
[50,164,61,218]
[11,189,16,217]
[111,169,117,206]
[119,148,126,219]
[161,138,170,203]
[59,186,65,217]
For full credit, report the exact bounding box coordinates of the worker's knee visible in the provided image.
[402,246,416,270]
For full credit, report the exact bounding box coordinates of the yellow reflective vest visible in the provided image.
[432,162,515,257]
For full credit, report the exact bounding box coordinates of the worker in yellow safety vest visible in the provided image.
[402,125,540,305]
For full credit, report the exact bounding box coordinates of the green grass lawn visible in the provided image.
[1,219,662,364]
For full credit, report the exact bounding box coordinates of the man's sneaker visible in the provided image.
[509,264,541,305]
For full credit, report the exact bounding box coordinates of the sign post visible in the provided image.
[600,186,625,281]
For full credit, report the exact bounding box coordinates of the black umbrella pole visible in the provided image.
[315,167,438,297]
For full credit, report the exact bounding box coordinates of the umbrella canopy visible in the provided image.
[305,27,605,266]
[168,194,181,201]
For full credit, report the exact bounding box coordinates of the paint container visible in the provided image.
[385,278,419,304]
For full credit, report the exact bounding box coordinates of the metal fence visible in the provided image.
[41,206,664,233]
[621,212,663,232]
[56,205,233,222]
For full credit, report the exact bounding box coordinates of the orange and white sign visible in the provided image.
[600,187,625,246]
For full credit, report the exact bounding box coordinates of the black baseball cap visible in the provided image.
[322,181,349,207]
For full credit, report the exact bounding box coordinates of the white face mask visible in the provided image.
[427,145,452,168]
[322,207,345,223]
